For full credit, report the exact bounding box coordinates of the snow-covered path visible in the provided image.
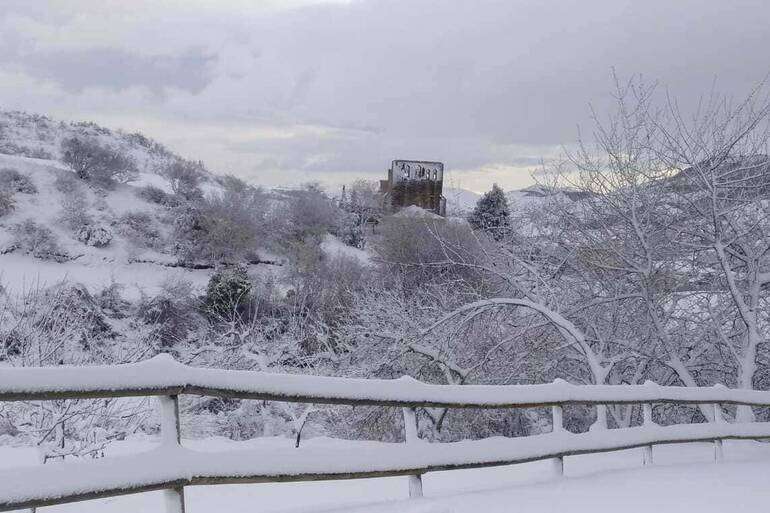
[3,438,769,512]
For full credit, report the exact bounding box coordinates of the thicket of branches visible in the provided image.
[4,76,770,455]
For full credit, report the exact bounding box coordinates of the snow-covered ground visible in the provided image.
[1,437,768,513]
[320,234,371,267]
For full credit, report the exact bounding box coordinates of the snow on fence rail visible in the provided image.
[1,354,770,512]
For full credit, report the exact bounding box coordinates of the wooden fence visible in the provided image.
[1,354,770,512]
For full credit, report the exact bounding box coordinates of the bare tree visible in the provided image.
[61,137,137,187]
[650,79,770,421]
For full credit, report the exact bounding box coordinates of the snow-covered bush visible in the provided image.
[61,136,137,188]
[117,211,163,249]
[165,160,204,201]
[0,284,149,458]
[203,265,252,319]
[279,184,341,242]
[10,219,66,261]
[172,186,268,264]
[338,179,383,248]
[137,184,179,207]
[467,183,510,240]
[53,169,82,195]
[0,167,37,194]
[374,213,483,288]
[76,225,113,247]
[95,282,132,319]
[136,279,204,348]
[61,193,91,226]
[0,190,14,217]
[201,188,267,261]
[337,211,366,249]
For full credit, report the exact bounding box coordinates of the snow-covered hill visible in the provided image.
[0,111,375,299]
[0,153,218,298]
[443,187,481,214]
[0,110,216,182]
[506,184,590,211]
[445,184,588,216]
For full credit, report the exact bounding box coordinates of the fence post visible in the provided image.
[551,404,564,476]
[159,395,186,513]
[402,407,423,498]
[712,403,724,463]
[642,403,654,465]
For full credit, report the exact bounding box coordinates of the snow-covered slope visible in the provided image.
[507,184,589,211]
[0,110,214,180]
[444,184,587,216]
[443,187,481,214]
[0,153,215,298]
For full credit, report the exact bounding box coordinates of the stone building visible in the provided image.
[379,159,446,216]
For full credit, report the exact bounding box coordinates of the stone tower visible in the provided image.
[379,160,446,216]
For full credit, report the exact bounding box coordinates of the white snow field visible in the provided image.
[1,437,769,513]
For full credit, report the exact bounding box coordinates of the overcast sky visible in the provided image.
[2,0,769,192]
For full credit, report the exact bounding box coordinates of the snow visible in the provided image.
[443,187,481,213]
[320,234,372,266]
[6,356,770,510]
[393,205,443,219]
[4,355,770,408]
[0,437,769,512]
[0,252,210,301]
[0,153,217,299]
[131,171,174,194]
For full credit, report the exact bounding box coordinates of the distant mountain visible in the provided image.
[443,187,481,214]
[663,155,770,198]
[507,184,591,211]
[444,183,590,217]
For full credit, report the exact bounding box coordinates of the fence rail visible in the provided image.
[1,354,769,512]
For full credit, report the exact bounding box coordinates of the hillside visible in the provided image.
[0,153,223,298]
[0,110,215,182]
[0,111,278,298]
[0,111,374,300]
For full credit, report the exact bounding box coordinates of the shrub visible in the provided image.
[137,185,179,207]
[283,184,340,241]
[95,283,131,319]
[117,211,162,249]
[216,174,249,193]
[10,219,66,261]
[165,161,204,201]
[53,170,82,195]
[0,191,14,217]
[468,183,511,240]
[137,279,203,348]
[203,265,252,319]
[0,168,37,194]
[60,190,93,232]
[286,253,370,351]
[375,215,483,287]
[61,137,137,187]
[76,225,113,247]
[337,211,366,249]
[173,187,267,264]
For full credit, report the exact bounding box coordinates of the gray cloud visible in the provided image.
[4,47,215,94]
[1,0,769,191]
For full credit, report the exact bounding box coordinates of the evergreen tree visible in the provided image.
[203,265,252,319]
[468,183,510,239]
